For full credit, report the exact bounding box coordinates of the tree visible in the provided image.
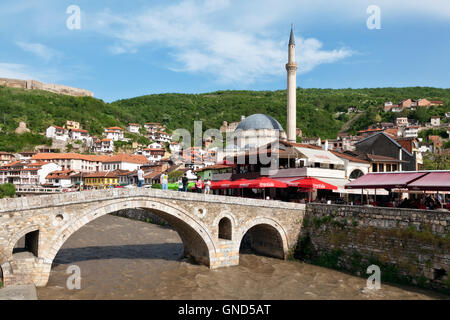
[168,170,184,183]
[423,153,450,170]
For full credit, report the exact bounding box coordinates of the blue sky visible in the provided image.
[0,0,449,102]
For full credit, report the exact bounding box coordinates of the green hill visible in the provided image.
[0,85,449,152]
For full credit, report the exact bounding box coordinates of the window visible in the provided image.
[350,169,364,180]
[378,164,384,172]
[372,163,377,172]
[392,164,398,171]
[314,163,321,168]
[386,164,391,172]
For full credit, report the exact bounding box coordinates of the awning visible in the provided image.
[407,172,450,191]
[294,147,345,166]
[345,172,427,189]
[320,177,389,195]
[289,177,337,190]
[211,180,233,189]
[230,179,252,189]
[248,177,288,189]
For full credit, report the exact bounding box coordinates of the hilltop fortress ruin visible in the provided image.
[0,77,94,97]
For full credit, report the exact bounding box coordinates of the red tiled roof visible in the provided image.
[330,151,369,164]
[70,128,88,133]
[84,171,119,178]
[361,154,406,163]
[2,160,22,167]
[106,127,124,131]
[102,154,150,164]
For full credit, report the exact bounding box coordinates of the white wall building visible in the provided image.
[430,116,441,127]
[0,161,61,186]
[402,126,419,138]
[93,139,114,153]
[69,128,90,143]
[101,154,149,171]
[46,126,69,142]
[103,127,125,141]
[127,123,141,134]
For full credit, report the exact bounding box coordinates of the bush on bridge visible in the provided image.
[0,183,16,198]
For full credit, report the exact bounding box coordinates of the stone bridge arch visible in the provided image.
[6,198,218,287]
[235,217,289,260]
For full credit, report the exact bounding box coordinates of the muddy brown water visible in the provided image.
[36,215,445,300]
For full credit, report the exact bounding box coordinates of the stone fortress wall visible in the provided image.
[0,78,94,97]
[299,203,449,293]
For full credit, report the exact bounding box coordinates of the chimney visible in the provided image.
[323,140,329,151]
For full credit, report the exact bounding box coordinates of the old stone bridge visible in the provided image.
[0,188,305,287]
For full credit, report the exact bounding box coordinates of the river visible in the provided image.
[36,215,444,300]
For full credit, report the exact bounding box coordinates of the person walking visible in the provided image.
[205,179,212,195]
[182,173,189,192]
[160,171,169,190]
[177,177,184,192]
[137,168,144,188]
[195,176,203,193]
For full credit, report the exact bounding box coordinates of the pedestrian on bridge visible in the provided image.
[160,172,169,190]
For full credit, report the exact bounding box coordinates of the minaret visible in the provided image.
[286,24,298,143]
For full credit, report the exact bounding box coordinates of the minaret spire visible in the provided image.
[289,23,295,45]
[286,24,298,143]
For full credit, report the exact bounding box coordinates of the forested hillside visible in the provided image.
[0,85,448,152]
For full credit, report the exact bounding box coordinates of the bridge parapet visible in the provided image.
[0,188,302,214]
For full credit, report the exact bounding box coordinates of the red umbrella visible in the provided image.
[229,179,252,189]
[211,180,234,189]
[289,177,337,190]
[248,177,288,189]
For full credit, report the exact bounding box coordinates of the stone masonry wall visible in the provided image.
[298,203,449,293]
[111,208,169,226]
[0,78,93,97]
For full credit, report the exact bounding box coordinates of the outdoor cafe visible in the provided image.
[345,171,450,210]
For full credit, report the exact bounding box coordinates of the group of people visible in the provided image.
[175,175,212,194]
[398,193,447,210]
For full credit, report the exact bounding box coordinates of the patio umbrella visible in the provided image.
[248,177,288,189]
[211,180,234,189]
[288,177,337,190]
[229,179,252,189]
[248,177,288,200]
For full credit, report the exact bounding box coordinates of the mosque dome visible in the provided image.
[235,114,284,132]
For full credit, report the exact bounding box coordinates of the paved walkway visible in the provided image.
[0,285,38,300]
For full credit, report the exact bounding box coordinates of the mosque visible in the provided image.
[225,25,298,152]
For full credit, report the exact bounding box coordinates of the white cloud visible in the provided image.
[90,0,354,84]
[16,41,61,63]
[0,63,34,79]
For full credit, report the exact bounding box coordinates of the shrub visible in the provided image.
[0,183,16,198]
